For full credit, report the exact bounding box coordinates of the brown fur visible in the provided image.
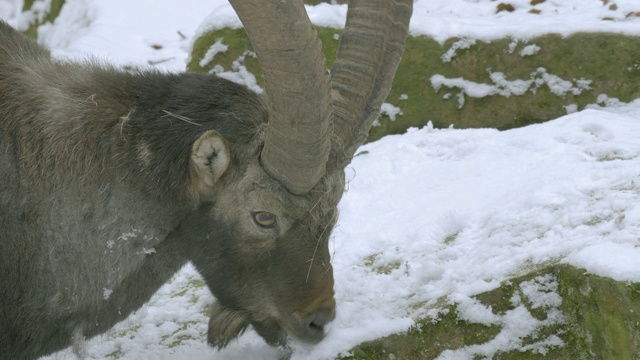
[0,21,341,359]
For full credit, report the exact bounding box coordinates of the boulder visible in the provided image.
[188,27,640,142]
[344,265,640,359]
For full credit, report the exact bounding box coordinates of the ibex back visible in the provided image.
[0,1,412,358]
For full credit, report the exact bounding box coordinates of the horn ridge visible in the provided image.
[229,0,333,195]
[330,0,413,169]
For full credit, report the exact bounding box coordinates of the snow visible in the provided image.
[441,38,476,63]
[519,44,540,57]
[1,0,639,359]
[439,275,565,359]
[211,51,263,94]
[199,38,228,69]
[565,243,640,282]
[375,103,403,125]
[432,68,592,109]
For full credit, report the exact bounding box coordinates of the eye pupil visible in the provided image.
[254,211,276,227]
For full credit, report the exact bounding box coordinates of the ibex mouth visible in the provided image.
[207,304,252,349]
[294,305,335,344]
[207,302,335,348]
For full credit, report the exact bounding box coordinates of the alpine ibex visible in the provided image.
[0,0,412,358]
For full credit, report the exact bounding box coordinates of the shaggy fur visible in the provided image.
[0,21,340,359]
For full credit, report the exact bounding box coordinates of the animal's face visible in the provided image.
[134,0,412,348]
[181,107,344,347]
[210,165,342,346]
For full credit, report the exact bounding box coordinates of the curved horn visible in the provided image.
[329,0,413,169]
[229,0,333,195]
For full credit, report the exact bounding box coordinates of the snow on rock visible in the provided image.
[13,0,52,31]
[34,0,95,50]
[198,38,228,68]
[565,243,640,282]
[432,68,592,108]
[210,51,263,94]
[441,38,476,63]
[373,103,404,126]
[519,44,541,57]
[438,275,565,359]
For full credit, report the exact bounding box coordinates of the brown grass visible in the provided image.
[496,3,515,13]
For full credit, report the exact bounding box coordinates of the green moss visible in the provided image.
[374,33,640,141]
[172,288,188,297]
[106,349,122,359]
[188,27,259,81]
[443,233,459,245]
[21,0,65,39]
[342,265,640,360]
[115,324,141,340]
[160,321,200,348]
[189,29,640,142]
[344,308,502,360]
[556,266,640,360]
[363,253,403,275]
[188,26,342,88]
[171,278,206,302]
[188,279,205,288]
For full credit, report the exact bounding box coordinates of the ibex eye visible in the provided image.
[252,211,277,228]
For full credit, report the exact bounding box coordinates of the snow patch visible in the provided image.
[211,51,263,94]
[519,274,562,309]
[0,0,20,23]
[36,0,95,50]
[102,288,113,300]
[198,38,228,68]
[141,247,156,255]
[507,39,519,54]
[438,275,565,359]
[381,103,402,121]
[519,44,540,57]
[118,230,139,242]
[14,0,52,31]
[565,243,640,282]
[432,68,592,108]
[441,38,476,63]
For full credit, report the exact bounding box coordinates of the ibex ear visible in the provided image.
[190,130,230,195]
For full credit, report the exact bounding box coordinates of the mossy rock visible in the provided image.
[304,0,348,4]
[21,0,65,39]
[188,27,640,142]
[341,265,640,360]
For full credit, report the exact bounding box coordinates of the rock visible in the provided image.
[188,27,640,142]
[341,265,640,359]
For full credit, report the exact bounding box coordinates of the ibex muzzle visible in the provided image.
[0,0,411,358]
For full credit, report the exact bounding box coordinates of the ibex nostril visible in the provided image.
[305,306,336,335]
[309,320,324,332]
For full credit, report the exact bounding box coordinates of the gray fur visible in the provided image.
[0,21,341,359]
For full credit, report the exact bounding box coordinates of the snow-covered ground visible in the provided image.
[1,0,639,359]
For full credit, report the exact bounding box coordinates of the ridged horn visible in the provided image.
[228,0,333,195]
[329,0,413,169]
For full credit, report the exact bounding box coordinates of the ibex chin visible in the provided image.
[0,1,412,358]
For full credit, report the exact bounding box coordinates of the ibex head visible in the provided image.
[177,0,413,348]
[0,0,412,357]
